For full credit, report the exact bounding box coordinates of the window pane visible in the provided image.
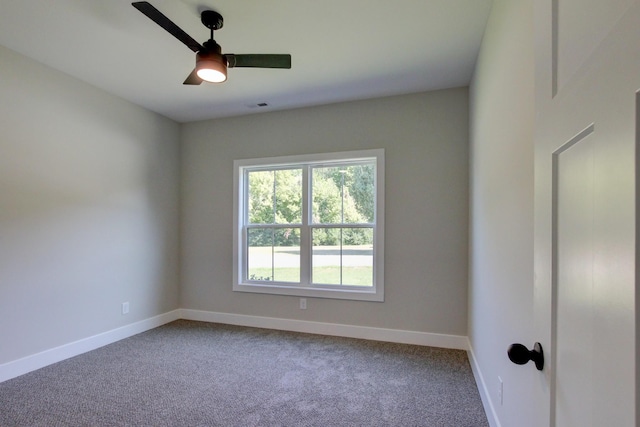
[247,228,273,281]
[248,228,301,283]
[343,164,375,223]
[311,163,375,225]
[312,228,341,284]
[248,169,302,225]
[312,227,373,286]
[248,171,275,224]
[342,228,373,286]
[274,169,302,224]
[312,167,343,224]
[273,228,300,283]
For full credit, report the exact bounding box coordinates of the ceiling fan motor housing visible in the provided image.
[197,49,227,68]
[201,40,222,55]
[198,40,226,66]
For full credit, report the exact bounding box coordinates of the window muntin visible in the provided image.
[233,149,384,302]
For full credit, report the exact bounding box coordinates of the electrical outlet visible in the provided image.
[122,302,130,315]
[299,298,307,310]
[497,376,503,405]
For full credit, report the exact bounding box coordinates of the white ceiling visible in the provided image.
[0,0,492,123]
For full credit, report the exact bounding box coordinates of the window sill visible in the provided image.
[233,282,384,302]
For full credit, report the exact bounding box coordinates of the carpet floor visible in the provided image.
[0,320,489,426]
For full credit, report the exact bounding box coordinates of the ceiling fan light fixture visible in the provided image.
[196,52,227,83]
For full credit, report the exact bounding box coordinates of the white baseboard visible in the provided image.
[0,310,180,383]
[179,309,469,350]
[467,339,501,427]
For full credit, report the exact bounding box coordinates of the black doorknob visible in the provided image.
[507,342,544,371]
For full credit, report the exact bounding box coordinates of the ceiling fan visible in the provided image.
[132,1,291,85]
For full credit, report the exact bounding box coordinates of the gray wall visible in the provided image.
[469,0,535,425]
[0,46,181,364]
[180,88,470,335]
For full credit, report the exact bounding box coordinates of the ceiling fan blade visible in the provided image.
[132,1,203,53]
[225,54,291,69]
[183,69,203,85]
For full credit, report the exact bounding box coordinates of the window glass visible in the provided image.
[311,164,375,225]
[311,227,373,286]
[247,228,300,283]
[248,168,302,224]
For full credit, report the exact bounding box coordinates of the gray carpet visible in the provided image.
[0,320,489,426]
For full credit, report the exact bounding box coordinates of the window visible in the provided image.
[233,149,384,301]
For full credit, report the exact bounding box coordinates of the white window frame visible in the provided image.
[233,149,384,302]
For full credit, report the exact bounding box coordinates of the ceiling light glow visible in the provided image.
[196,53,227,83]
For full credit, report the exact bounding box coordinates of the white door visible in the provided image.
[533,1,638,426]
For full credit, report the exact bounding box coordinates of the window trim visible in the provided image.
[233,149,384,302]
